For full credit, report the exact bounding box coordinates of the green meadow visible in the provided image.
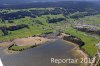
[0,8,100,57]
[64,28,99,57]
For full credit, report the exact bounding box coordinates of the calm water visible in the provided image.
[0,39,81,66]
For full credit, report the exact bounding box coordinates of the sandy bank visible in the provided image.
[61,33,89,66]
[0,37,53,47]
[13,37,50,46]
[0,42,12,48]
[64,39,88,58]
[0,37,54,54]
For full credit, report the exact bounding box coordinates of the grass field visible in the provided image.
[0,8,100,57]
[64,28,99,57]
[0,14,63,41]
[79,15,100,25]
[8,45,30,51]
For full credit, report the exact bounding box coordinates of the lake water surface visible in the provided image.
[0,39,82,66]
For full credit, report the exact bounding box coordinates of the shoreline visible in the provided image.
[63,39,89,66]
[0,36,55,54]
[64,39,88,58]
[4,48,20,54]
[0,33,89,59]
[0,35,89,66]
[60,33,88,58]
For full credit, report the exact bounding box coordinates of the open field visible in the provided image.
[0,7,100,57]
[0,14,66,41]
[78,15,100,25]
[64,28,99,57]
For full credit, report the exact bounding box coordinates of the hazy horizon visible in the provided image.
[0,0,100,4]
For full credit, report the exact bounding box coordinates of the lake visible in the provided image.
[1,39,83,66]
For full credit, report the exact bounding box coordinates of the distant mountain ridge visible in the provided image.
[0,0,67,4]
[0,0,100,4]
[0,0,100,9]
[0,0,29,4]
